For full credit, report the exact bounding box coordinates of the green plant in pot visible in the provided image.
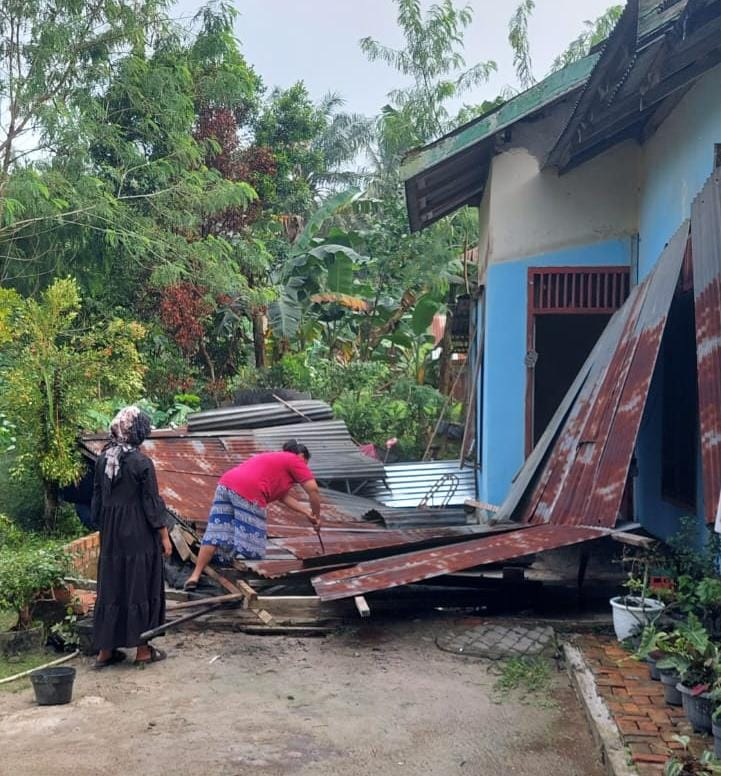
[657,615,718,732]
[0,533,71,654]
[610,546,666,642]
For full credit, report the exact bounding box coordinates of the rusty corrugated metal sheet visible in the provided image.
[79,435,374,531]
[274,526,486,560]
[518,220,689,528]
[691,169,721,523]
[311,525,605,601]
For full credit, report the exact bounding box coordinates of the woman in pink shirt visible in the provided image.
[184,440,321,590]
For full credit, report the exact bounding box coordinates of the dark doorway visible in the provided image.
[661,290,698,509]
[525,266,631,455]
[532,314,610,447]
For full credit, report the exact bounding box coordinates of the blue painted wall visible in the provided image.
[634,67,720,539]
[637,67,721,278]
[479,238,633,505]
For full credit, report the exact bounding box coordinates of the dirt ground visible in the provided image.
[0,615,604,776]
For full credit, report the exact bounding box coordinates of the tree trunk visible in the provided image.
[438,311,454,395]
[43,480,59,533]
[252,313,266,368]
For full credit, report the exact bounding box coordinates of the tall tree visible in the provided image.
[508,1,624,87]
[360,0,496,163]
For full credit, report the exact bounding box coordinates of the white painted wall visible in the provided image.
[481,141,640,270]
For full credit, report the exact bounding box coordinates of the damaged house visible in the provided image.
[401,0,720,545]
[68,0,720,614]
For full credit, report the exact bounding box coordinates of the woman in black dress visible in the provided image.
[91,405,171,667]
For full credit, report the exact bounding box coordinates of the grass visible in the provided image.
[489,656,557,707]
[0,650,54,692]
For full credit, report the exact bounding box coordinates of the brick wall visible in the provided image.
[65,532,100,579]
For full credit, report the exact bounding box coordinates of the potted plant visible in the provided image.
[709,658,720,759]
[610,547,665,641]
[664,735,721,775]
[658,616,718,732]
[0,535,71,655]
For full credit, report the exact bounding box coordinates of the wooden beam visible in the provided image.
[610,532,656,548]
[354,596,370,618]
[236,580,259,603]
[167,593,243,611]
[464,498,505,515]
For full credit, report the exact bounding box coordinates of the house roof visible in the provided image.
[399,54,599,232]
[545,0,720,171]
[400,0,720,231]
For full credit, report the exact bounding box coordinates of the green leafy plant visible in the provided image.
[49,603,81,650]
[655,616,718,693]
[664,735,721,775]
[0,540,71,630]
[0,278,146,530]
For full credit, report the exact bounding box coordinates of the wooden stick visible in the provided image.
[272,393,312,422]
[167,593,243,611]
[236,579,259,603]
[173,526,241,595]
[0,650,79,685]
[140,602,226,640]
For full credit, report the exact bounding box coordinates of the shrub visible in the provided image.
[0,535,71,630]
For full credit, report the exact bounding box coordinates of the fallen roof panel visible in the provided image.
[691,169,721,523]
[517,219,689,528]
[311,524,606,601]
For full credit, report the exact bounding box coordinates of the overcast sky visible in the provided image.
[172,0,618,117]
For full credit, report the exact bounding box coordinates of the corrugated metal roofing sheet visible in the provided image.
[362,460,475,508]
[518,220,689,528]
[79,435,381,528]
[311,525,606,601]
[273,526,484,561]
[691,169,721,523]
[186,401,333,432]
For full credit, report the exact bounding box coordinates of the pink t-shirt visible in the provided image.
[219,451,314,507]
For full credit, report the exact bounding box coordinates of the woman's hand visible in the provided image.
[162,535,172,558]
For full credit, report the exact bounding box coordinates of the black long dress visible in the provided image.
[91,449,167,650]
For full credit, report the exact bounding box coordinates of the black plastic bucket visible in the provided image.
[30,666,76,705]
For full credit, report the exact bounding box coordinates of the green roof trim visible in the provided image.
[399,53,600,183]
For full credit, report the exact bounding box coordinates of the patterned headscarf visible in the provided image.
[103,405,152,481]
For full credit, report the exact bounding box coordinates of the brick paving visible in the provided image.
[577,634,714,776]
[436,622,556,658]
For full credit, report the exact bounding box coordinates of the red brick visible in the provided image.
[630,695,652,705]
[617,721,641,735]
[597,676,627,687]
[637,721,659,732]
[627,742,654,755]
[622,703,642,714]
[647,709,670,724]
[632,753,669,764]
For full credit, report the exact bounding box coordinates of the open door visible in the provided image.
[525,266,631,455]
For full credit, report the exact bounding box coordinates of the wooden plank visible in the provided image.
[169,525,193,562]
[354,596,370,618]
[236,580,259,603]
[140,601,226,640]
[167,593,243,611]
[609,532,656,548]
[173,527,241,596]
[464,499,505,515]
[235,625,332,637]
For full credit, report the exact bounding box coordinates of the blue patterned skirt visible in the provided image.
[201,484,267,561]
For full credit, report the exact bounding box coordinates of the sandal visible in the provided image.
[134,646,167,666]
[93,649,127,669]
[183,580,199,591]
